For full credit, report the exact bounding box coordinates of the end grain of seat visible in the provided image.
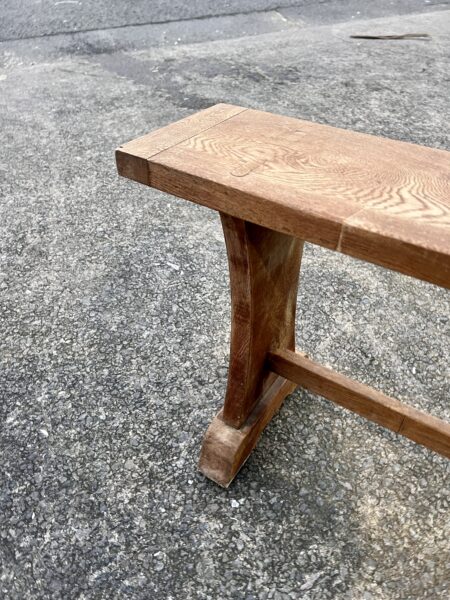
[117,103,450,289]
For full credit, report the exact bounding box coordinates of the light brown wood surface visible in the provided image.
[267,349,450,459]
[197,215,302,483]
[117,103,450,289]
[220,215,303,428]
[116,104,247,184]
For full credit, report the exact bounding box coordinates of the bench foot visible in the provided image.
[199,376,296,487]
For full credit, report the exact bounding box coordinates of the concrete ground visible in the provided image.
[0,1,449,598]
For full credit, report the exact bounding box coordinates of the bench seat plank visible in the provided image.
[117,104,450,288]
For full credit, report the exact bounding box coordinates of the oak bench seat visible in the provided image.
[116,104,450,487]
[117,103,450,289]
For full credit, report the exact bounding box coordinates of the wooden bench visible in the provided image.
[116,104,450,487]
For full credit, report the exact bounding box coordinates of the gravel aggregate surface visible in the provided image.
[0,2,449,598]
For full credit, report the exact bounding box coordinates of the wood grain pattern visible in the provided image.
[267,349,450,458]
[198,216,302,484]
[199,376,296,487]
[220,215,303,428]
[116,105,450,486]
[116,103,247,184]
[117,104,450,288]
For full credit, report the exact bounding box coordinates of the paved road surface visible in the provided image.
[1,1,449,598]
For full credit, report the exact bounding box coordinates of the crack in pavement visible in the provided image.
[0,2,305,44]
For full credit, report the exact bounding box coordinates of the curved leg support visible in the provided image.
[199,214,303,486]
